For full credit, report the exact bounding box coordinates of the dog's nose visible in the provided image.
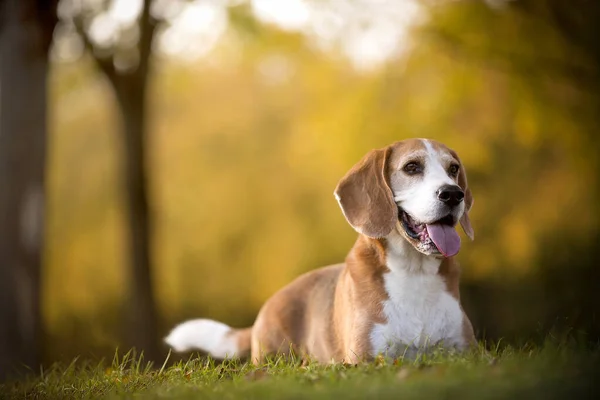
[436,185,464,207]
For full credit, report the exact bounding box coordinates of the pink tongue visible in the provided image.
[425,224,461,257]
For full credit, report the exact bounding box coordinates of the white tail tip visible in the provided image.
[164,319,239,359]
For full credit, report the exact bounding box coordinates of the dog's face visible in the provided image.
[334,139,474,257]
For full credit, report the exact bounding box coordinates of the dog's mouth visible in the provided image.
[399,209,461,257]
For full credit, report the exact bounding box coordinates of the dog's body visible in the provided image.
[166,139,476,363]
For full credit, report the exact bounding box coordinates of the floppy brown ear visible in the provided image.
[460,188,474,241]
[454,153,474,240]
[334,148,398,238]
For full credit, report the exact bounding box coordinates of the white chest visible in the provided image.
[369,266,465,358]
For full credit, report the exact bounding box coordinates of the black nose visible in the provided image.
[436,185,464,207]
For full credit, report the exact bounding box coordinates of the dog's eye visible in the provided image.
[403,161,423,175]
[448,164,460,177]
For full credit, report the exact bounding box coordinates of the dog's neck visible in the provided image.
[345,232,444,279]
[344,233,460,315]
[384,231,443,275]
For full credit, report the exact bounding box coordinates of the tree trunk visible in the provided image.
[73,0,160,363]
[114,79,160,363]
[0,0,55,380]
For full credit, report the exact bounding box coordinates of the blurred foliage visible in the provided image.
[43,1,600,362]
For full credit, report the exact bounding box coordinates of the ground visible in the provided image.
[1,341,598,399]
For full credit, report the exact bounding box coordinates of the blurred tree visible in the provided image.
[425,0,600,134]
[65,0,161,361]
[512,0,600,147]
[0,0,57,379]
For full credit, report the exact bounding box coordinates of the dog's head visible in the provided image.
[334,139,474,257]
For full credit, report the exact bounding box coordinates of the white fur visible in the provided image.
[370,234,465,358]
[392,139,464,224]
[164,319,240,358]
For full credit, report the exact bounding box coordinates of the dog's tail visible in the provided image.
[164,319,252,359]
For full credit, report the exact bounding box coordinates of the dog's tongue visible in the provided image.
[426,224,461,257]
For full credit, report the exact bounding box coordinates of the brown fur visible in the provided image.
[334,147,398,238]
[250,236,391,364]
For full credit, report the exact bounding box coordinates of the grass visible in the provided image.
[1,341,598,400]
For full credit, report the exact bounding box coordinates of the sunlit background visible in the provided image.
[40,0,600,362]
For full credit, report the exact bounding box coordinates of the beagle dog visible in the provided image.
[165,138,476,363]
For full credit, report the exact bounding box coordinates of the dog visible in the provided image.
[165,138,476,363]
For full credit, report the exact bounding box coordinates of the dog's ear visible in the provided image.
[453,152,474,240]
[334,147,398,238]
